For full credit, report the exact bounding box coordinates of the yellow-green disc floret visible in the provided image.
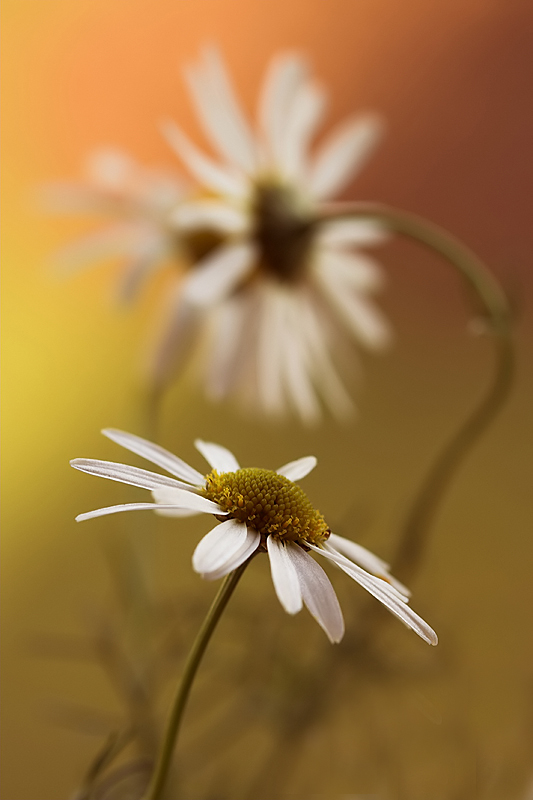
[202,467,330,545]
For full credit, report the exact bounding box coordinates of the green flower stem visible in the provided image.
[320,202,515,584]
[143,562,249,800]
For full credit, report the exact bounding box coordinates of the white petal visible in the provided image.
[284,335,321,424]
[309,544,438,646]
[151,488,221,518]
[313,543,407,602]
[318,219,389,248]
[170,201,248,235]
[316,248,385,292]
[40,183,122,216]
[203,294,249,401]
[151,486,221,514]
[161,120,246,197]
[336,292,392,349]
[328,533,410,598]
[102,429,205,485]
[328,532,389,573]
[314,266,392,349]
[115,237,168,304]
[219,285,264,412]
[70,459,195,492]
[181,241,256,308]
[256,285,289,416]
[279,295,321,424]
[84,148,135,188]
[295,292,355,421]
[266,537,302,615]
[51,224,143,274]
[147,283,203,391]
[258,53,308,165]
[185,47,257,172]
[75,502,204,523]
[286,543,344,643]
[192,518,248,574]
[194,440,240,473]
[308,113,383,200]
[201,527,261,580]
[154,507,202,518]
[279,81,327,179]
[201,292,246,400]
[276,456,317,482]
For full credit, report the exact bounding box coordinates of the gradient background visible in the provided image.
[2,1,533,798]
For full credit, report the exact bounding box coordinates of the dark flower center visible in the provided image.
[252,182,316,283]
[180,228,227,263]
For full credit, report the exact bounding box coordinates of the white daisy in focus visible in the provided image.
[45,148,189,303]
[160,47,392,423]
[71,430,437,646]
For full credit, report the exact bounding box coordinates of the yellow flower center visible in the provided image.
[202,467,330,545]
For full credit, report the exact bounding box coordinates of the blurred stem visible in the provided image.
[73,729,134,800]
[143,562,249,800]
[247,204,516,796]
[320,203,515,583]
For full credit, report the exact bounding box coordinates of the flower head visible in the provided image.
[45,148,187,303]
[71,431,437,646]
[158,48,392,422]
[48,50,391,422]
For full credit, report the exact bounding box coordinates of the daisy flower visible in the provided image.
[159,47,392,422]
[71,430,437,646]
[45,148,188,303]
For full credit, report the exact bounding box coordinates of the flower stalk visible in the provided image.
[143,561,249,800]
[320,202,515,584]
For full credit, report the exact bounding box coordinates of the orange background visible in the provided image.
[2,1,533,798]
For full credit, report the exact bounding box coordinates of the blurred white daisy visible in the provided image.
[71,430,437,646]
[45,148,188,303]
[160,47,392,422]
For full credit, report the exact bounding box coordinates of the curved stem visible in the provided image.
[391,333,513,582]
[320,202,515,584]
[143,562,249,800]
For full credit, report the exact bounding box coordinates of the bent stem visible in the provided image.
[321,202,515,584]
[143,562,249,800]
